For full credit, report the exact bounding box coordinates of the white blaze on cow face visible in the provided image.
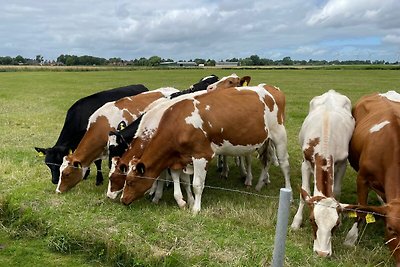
[369,120,390,133]
[312,197,340,257]
[56,156,88,193]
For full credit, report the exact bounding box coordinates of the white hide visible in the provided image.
[56,156,88,193]
[379,90,400,102]
[291,90,355,257]
[369,120,390,133]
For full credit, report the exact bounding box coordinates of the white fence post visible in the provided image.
[271,188,292,267]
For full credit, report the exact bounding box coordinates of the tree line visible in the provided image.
[0,54,395,66]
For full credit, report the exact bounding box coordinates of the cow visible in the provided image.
[106,74,252,202]
[34,84,148,185]
[120,84,292,214]
[290,90,355,257]
[343,90,400,266]
[107,74,251,163]
[55,87,178,193]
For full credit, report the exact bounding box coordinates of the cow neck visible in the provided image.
[73,126,108,167]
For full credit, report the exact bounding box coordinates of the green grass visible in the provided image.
[1,68,399,266]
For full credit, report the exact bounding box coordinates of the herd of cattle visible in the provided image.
[34,74,400,264]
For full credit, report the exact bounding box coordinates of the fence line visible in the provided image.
[38,159,399,221]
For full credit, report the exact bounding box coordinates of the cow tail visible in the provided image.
[258,139,277,168]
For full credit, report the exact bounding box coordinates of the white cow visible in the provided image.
[291,90,355,257]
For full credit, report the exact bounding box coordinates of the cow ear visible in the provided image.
[136,163,146,175]
[240,76,251,86]
[34,147,47,156]
[117,121,127,131]
[73,161,82,169]
[300,187,311,202]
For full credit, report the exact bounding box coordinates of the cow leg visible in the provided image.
[94,159,104,185]
[192,158,209,214]
[291,160,311,230]
[180,172,194,209]
[255,161,271,191]
[152,171,168,204]
[170,169,186,209]
[216,155,223,172]
[333,160,347,200]
[243,155,254,187]
[83,169,90,180]
[272,132,292,198]
[219,155,229,179]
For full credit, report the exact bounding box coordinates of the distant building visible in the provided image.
[160,61,198,67]
[215,61,239,67]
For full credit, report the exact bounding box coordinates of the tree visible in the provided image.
[15,55,26,64]
[282,56,293,65]
[35,55,43,64]
[249,55,261,65]
[148,56,161,66]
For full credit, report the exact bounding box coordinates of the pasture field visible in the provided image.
[0,68,399,266]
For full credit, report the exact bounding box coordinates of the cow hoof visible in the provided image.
[178,200,187,209]
[96,180,103,186]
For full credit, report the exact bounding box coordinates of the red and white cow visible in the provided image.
[56,87,178,193]
[106,74,252,204]
[290,90,355,257]
[343,91,400,266]
[120,84,292,214]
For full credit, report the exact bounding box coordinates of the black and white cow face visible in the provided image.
[35,146,70,184]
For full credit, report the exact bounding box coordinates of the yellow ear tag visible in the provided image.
[242,81,248,86]
[366,214,376,224]
[38,152,45,157]
[348,211,357,218]
[68,149,73,155]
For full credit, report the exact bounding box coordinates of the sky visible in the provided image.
[1,0,400,62]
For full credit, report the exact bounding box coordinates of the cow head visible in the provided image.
[345,201,400,264]
[108,131,129,167]
[206,74,251,92]
[35,146,70,184]
[120,160,155,205]
[301,189,348,257]
[106,156,127,199]
[56,155,87,193]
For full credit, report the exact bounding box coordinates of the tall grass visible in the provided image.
[1,69,399,266]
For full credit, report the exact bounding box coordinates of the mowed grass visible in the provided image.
[0,68,399,266]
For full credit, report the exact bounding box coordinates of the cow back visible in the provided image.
[56,84,148,148]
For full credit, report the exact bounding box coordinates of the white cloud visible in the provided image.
[383,34,400,45]
[0,0,399,62]
[307,0,400,29]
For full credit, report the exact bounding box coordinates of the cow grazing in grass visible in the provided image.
[343,91,400,266]
[106,74,252,202]
[120,84,292,214]
[34,84,148,185]
[290,90,355,257]
[56,87,178,193]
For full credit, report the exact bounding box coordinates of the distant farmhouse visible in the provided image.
[159,61,239,67]
[215,61,239,67]
[160,61,197,67]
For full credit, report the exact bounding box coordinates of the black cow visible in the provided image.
[107,75,219,162]
[35,84,148,185]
